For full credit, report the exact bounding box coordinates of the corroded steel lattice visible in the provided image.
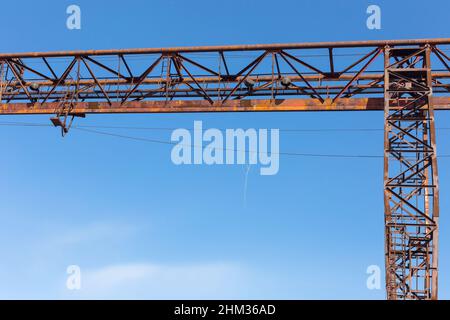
[0,39,449,115]
[384,46,439,300]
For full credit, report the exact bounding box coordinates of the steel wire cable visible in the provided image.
[1,120,450,158]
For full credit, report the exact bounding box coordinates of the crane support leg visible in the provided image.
[384,45,440,300]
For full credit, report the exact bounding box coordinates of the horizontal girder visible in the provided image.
[2,97,450,115]
[2,38,450,58]
[0,38,449,114]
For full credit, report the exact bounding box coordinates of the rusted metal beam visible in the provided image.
[1,97,450,115]
[3,72,448,88]
[1,38,450,58]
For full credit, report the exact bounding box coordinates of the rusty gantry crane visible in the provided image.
[1,38,450,300]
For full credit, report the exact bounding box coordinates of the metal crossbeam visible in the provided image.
[2,97,450,115]
[0,39,449,110]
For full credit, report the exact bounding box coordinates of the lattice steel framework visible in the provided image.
[1,38,450,117]
[384,46,440,300]
[0,39,450,299]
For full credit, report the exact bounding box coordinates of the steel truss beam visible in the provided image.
[0,39,449,112]
[384,46,439,300]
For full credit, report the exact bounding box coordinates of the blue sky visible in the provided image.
[0,0,449,299]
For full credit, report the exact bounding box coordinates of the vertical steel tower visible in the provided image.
[384,45,439,299]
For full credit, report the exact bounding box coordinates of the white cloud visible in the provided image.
[32,220,140,254]
[63,262,247,299]
[56,221,137,245]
